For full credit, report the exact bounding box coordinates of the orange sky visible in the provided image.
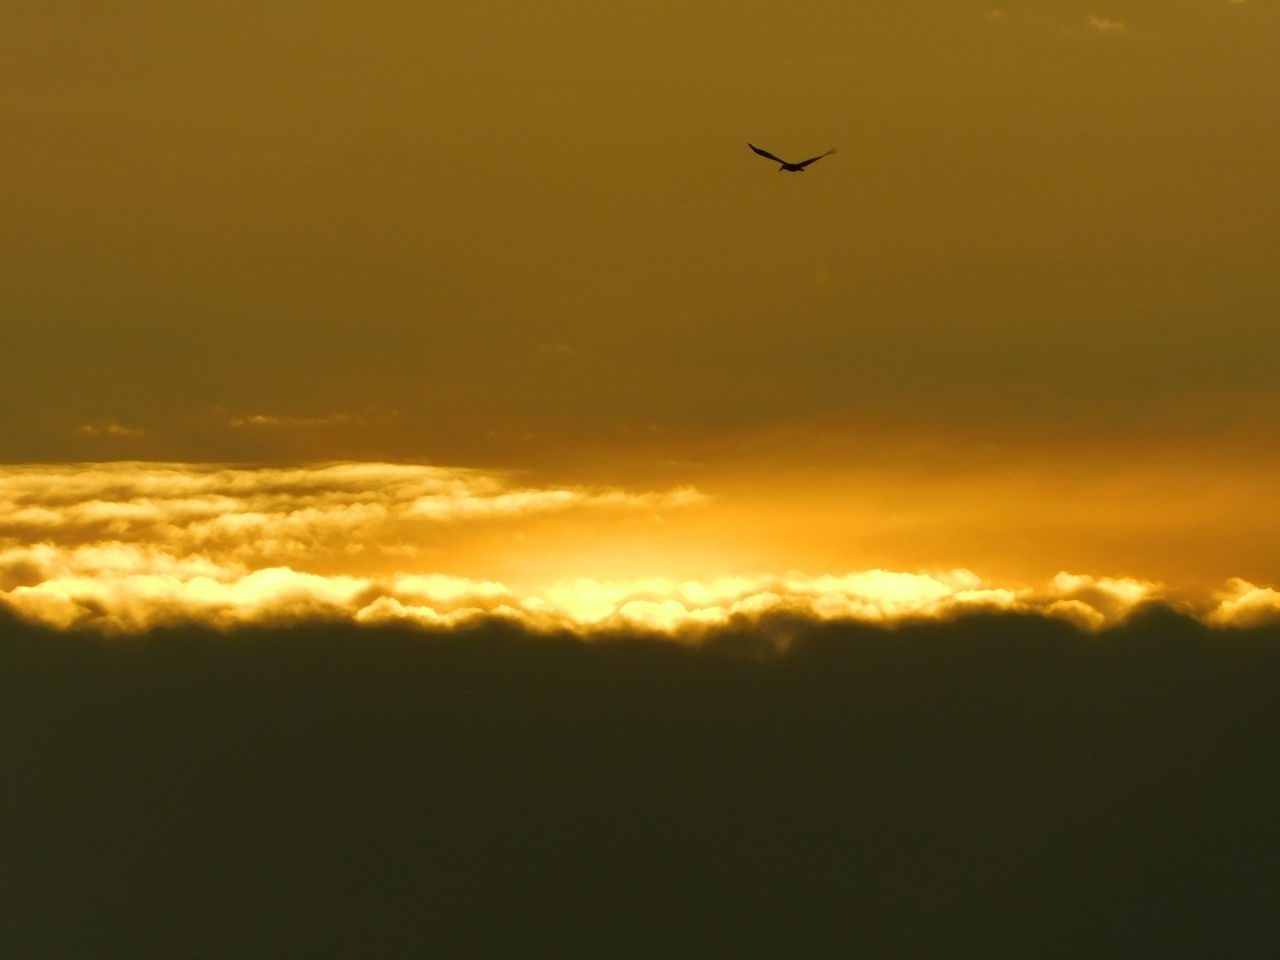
[2,2,1278,618]
[2,460,1278,634]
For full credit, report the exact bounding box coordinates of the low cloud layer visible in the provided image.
[3,462,1277,634]
[0,460,701,562]
[7,605,1280,956]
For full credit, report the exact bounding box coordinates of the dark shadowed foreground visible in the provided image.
[5,607,1280,958]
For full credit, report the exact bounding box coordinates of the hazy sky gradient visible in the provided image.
[8,14,1280,949]
[3,1,1277,587]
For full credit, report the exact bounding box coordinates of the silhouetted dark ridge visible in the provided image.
[5,607,1280,957]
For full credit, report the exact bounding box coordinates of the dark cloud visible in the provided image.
[5,606,1280,957]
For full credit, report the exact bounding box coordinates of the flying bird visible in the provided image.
[748,143,836,172]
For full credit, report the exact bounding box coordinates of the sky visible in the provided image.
[9,7,1280,954]
[3,0,1279,630]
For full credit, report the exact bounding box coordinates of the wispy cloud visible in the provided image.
[0,461,702,556]
[230,413,358,428]
[1085,14,1126,33]
[982,9,1138,35]
[227,409,396,429]
[74,420,146,438]
[0,462,705,630]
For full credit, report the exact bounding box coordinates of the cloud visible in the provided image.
[0,540,1269,636]
[1,461,1275,635]
[228,412,373,429]
[6,549,1036,634]
[1039,571,1159,628]
[225,407,401,432]
[1208,578,1280,626]
[8,604,1280,957]
[74,420,146,438]
[1085,14,1126,33]
[0,461,703,553]
[0,461,706,631]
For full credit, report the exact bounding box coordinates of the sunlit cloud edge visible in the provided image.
[4,562,1276,637]
[4,460,1277,637]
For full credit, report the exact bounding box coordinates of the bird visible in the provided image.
[748,143,836,172]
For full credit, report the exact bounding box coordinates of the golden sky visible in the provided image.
[3,2,1278,628]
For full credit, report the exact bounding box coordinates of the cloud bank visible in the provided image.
[2,461,1276,634]
[7,606,1280,957]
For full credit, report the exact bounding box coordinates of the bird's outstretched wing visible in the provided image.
[748,143,787,164]
[794,149,836,169]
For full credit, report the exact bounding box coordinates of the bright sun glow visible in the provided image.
[3,462,1276,635]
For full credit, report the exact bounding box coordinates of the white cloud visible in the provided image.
[0,462,703,561]
[1208,578,1280,626]
[2,531,1275,635]
[0,461,709,630]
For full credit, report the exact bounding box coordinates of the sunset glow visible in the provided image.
[3,461,1274,635]
[8,3,1280,953]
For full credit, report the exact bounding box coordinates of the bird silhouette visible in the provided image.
[748,143,836,172]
